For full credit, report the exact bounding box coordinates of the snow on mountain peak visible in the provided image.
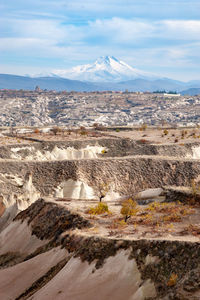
[52,56,158,82]
[95,56,119,64]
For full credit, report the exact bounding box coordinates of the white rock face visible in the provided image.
[0,203,19,233]
[136,188,163,200]
[55,179,120,201]
[17,173,40,210]
[0,173,24,186]
[2,194,17,209]
[0,173,40,231]
[145,255,159,266]
[11,145,106,161]
[191,146,200,159]
[2,173,40,211]
[103,184,121,201]
[55,179,97,200]
[11,146,34,153]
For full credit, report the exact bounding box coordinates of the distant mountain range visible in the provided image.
[0,74,98,92]
[181,88,200,96]
[1,56,200,95]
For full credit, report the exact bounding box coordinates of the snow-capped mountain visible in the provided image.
[52,56,159,82]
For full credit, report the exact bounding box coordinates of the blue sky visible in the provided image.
[1,0,200,81]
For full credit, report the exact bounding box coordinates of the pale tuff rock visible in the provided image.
[0,173,23,187]
[191,146,200,159]
[145,255,159,266]
[54,179,120,201]
[0,247,67,300]
[0,172,40,232]
[55,179,97,200]
[103,184,121,201]
[0,219,52,256]
[11,145,107,161]
[0,202,19,233]
[11,146,35,153]
[136,188,164,200]
[17,172,40,210]
[28,250,156,300]
[185,145,200,159]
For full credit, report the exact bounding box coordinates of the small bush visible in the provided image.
[181,130,187,138]
[67,129,72,135]
[139,123,147,131]
[121,198,138,222]
[167,273,178,287]
[79,126,88,136]
[34,128,40,134]
[51,127,62,135]
[80,130,87,136]
[101,149,107,154]
[92,123,99,128]
[87,202,110,215]
[163,129,169,135]
[139,139,148,144]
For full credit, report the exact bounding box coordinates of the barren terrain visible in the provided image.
[0,127,200,299]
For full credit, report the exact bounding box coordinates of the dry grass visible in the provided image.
[181,224,200,236]
[129,201,194,227]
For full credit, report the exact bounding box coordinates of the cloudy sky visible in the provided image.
[1,0,200,81]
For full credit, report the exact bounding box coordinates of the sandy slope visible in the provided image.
[28,250,156,300]
[0,220,46,255]
[0,247,67,300]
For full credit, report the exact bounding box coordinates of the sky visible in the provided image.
[1,0,200,81]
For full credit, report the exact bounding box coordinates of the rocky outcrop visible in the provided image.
[0,156,199,200]
[0,138,199,160]
[164,185,200,204]
[14,199,91,240]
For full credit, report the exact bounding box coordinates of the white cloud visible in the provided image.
[84,18,200,45]
[1,15,200,80]
[2,17,200,48]
[157,20,200,40]
[87,18,154,43]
